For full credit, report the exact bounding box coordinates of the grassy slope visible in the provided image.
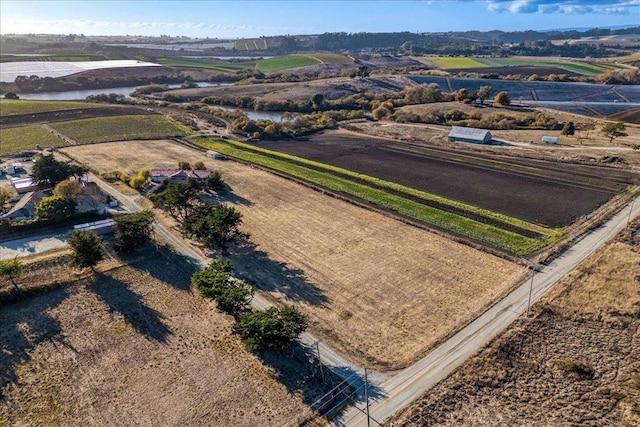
[0,125,66,155]
[49,115,192,144]
[197,138,557,255]
[476,57,611,75]
[0,99,108,116]
[256,55,321,72]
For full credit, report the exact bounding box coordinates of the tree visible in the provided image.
[54,179,83,201]
[601,122,627,144]
[149,180,201,224]
[0,258,24,289]
[4,92,19,100]
[191,260,254,316]
[207,170,225,191]
[32,155,86,186]
[0,187,15,208]
[68,230,105,270]
[494,91,511,106]
[193,161,206,171]
[113,211,155,253]
[455,88,470,102]
[186,203,245,250]
[476,86,493,104]
[178,161,192,170]
[234,305,308,353]
[561,121,576,136]
[310,93,324,109]
[37,195,76,223]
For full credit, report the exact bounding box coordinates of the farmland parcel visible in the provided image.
[0,256,319,426]
[62,140,525,370]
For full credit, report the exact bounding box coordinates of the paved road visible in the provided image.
[85,172,381,402]
[340,194,640,426]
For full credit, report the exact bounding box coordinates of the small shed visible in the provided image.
[11,177,38,194]
[541,136,558,144]
[448,126,493,144]
[73,218,115,235]
[206,150,226,160]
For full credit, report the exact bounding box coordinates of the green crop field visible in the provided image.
[0,125,67,155]
[0,99,108,116]
[306,53,354,64]
[49,115,192,144]
[156,57,256,71]
[195,138,561,255]
[256,55,321,72]
[475,57,612,75]
[427,56,489,69]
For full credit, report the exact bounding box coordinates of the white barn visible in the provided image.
[448,126,493,144]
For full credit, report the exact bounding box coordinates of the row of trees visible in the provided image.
[149,180,244,251]
[191,259,307,353]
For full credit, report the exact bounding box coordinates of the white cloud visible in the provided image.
[486,0,640,15]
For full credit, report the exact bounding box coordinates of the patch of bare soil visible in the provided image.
[390,224,640,426]
[0,254,320,426]
[343,119,640,169]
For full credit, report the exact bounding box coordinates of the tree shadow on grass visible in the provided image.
[89,272,171,344]
[207,183,253,207]
[132,246,198,293]
[223,241,328,307]
[0,287,68,399]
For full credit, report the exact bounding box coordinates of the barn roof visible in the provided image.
[448,126,492,141]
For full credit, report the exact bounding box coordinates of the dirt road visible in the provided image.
[341,194,640,426]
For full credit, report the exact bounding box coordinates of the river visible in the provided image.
[16,83,285,122]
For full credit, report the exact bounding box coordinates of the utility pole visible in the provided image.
[526,268,535,317]
[315,341,324,383]
[364,367,371,427]
[627,197,636,230]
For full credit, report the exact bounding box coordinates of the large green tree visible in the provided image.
[234,305,308,353]
[186,203,245,250]
[561,121,575,136]
[113,211,155,253]
[31,155,86,186]
[0,258,24,289]
[149,180,201,224]
[37,195,76,223]
[191,260,254,316]
[68,230,105,270]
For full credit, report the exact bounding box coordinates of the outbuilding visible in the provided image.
[541,136,558,144]
[448,126,493,144]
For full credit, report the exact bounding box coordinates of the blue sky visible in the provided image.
[1,1,639,38]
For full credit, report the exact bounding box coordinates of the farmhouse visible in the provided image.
[151,169,212,184]
[0,190,46,221]
[448,126,493,144]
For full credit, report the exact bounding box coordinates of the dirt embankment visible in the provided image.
[390,223,640,426]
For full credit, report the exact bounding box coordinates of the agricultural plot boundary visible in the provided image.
[194,137,561,256]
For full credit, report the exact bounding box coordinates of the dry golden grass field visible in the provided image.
[0,253,317,427]
[390,223,640,426]
[62,140,525,370]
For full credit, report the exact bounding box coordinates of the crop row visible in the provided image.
[196,138,560,255]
